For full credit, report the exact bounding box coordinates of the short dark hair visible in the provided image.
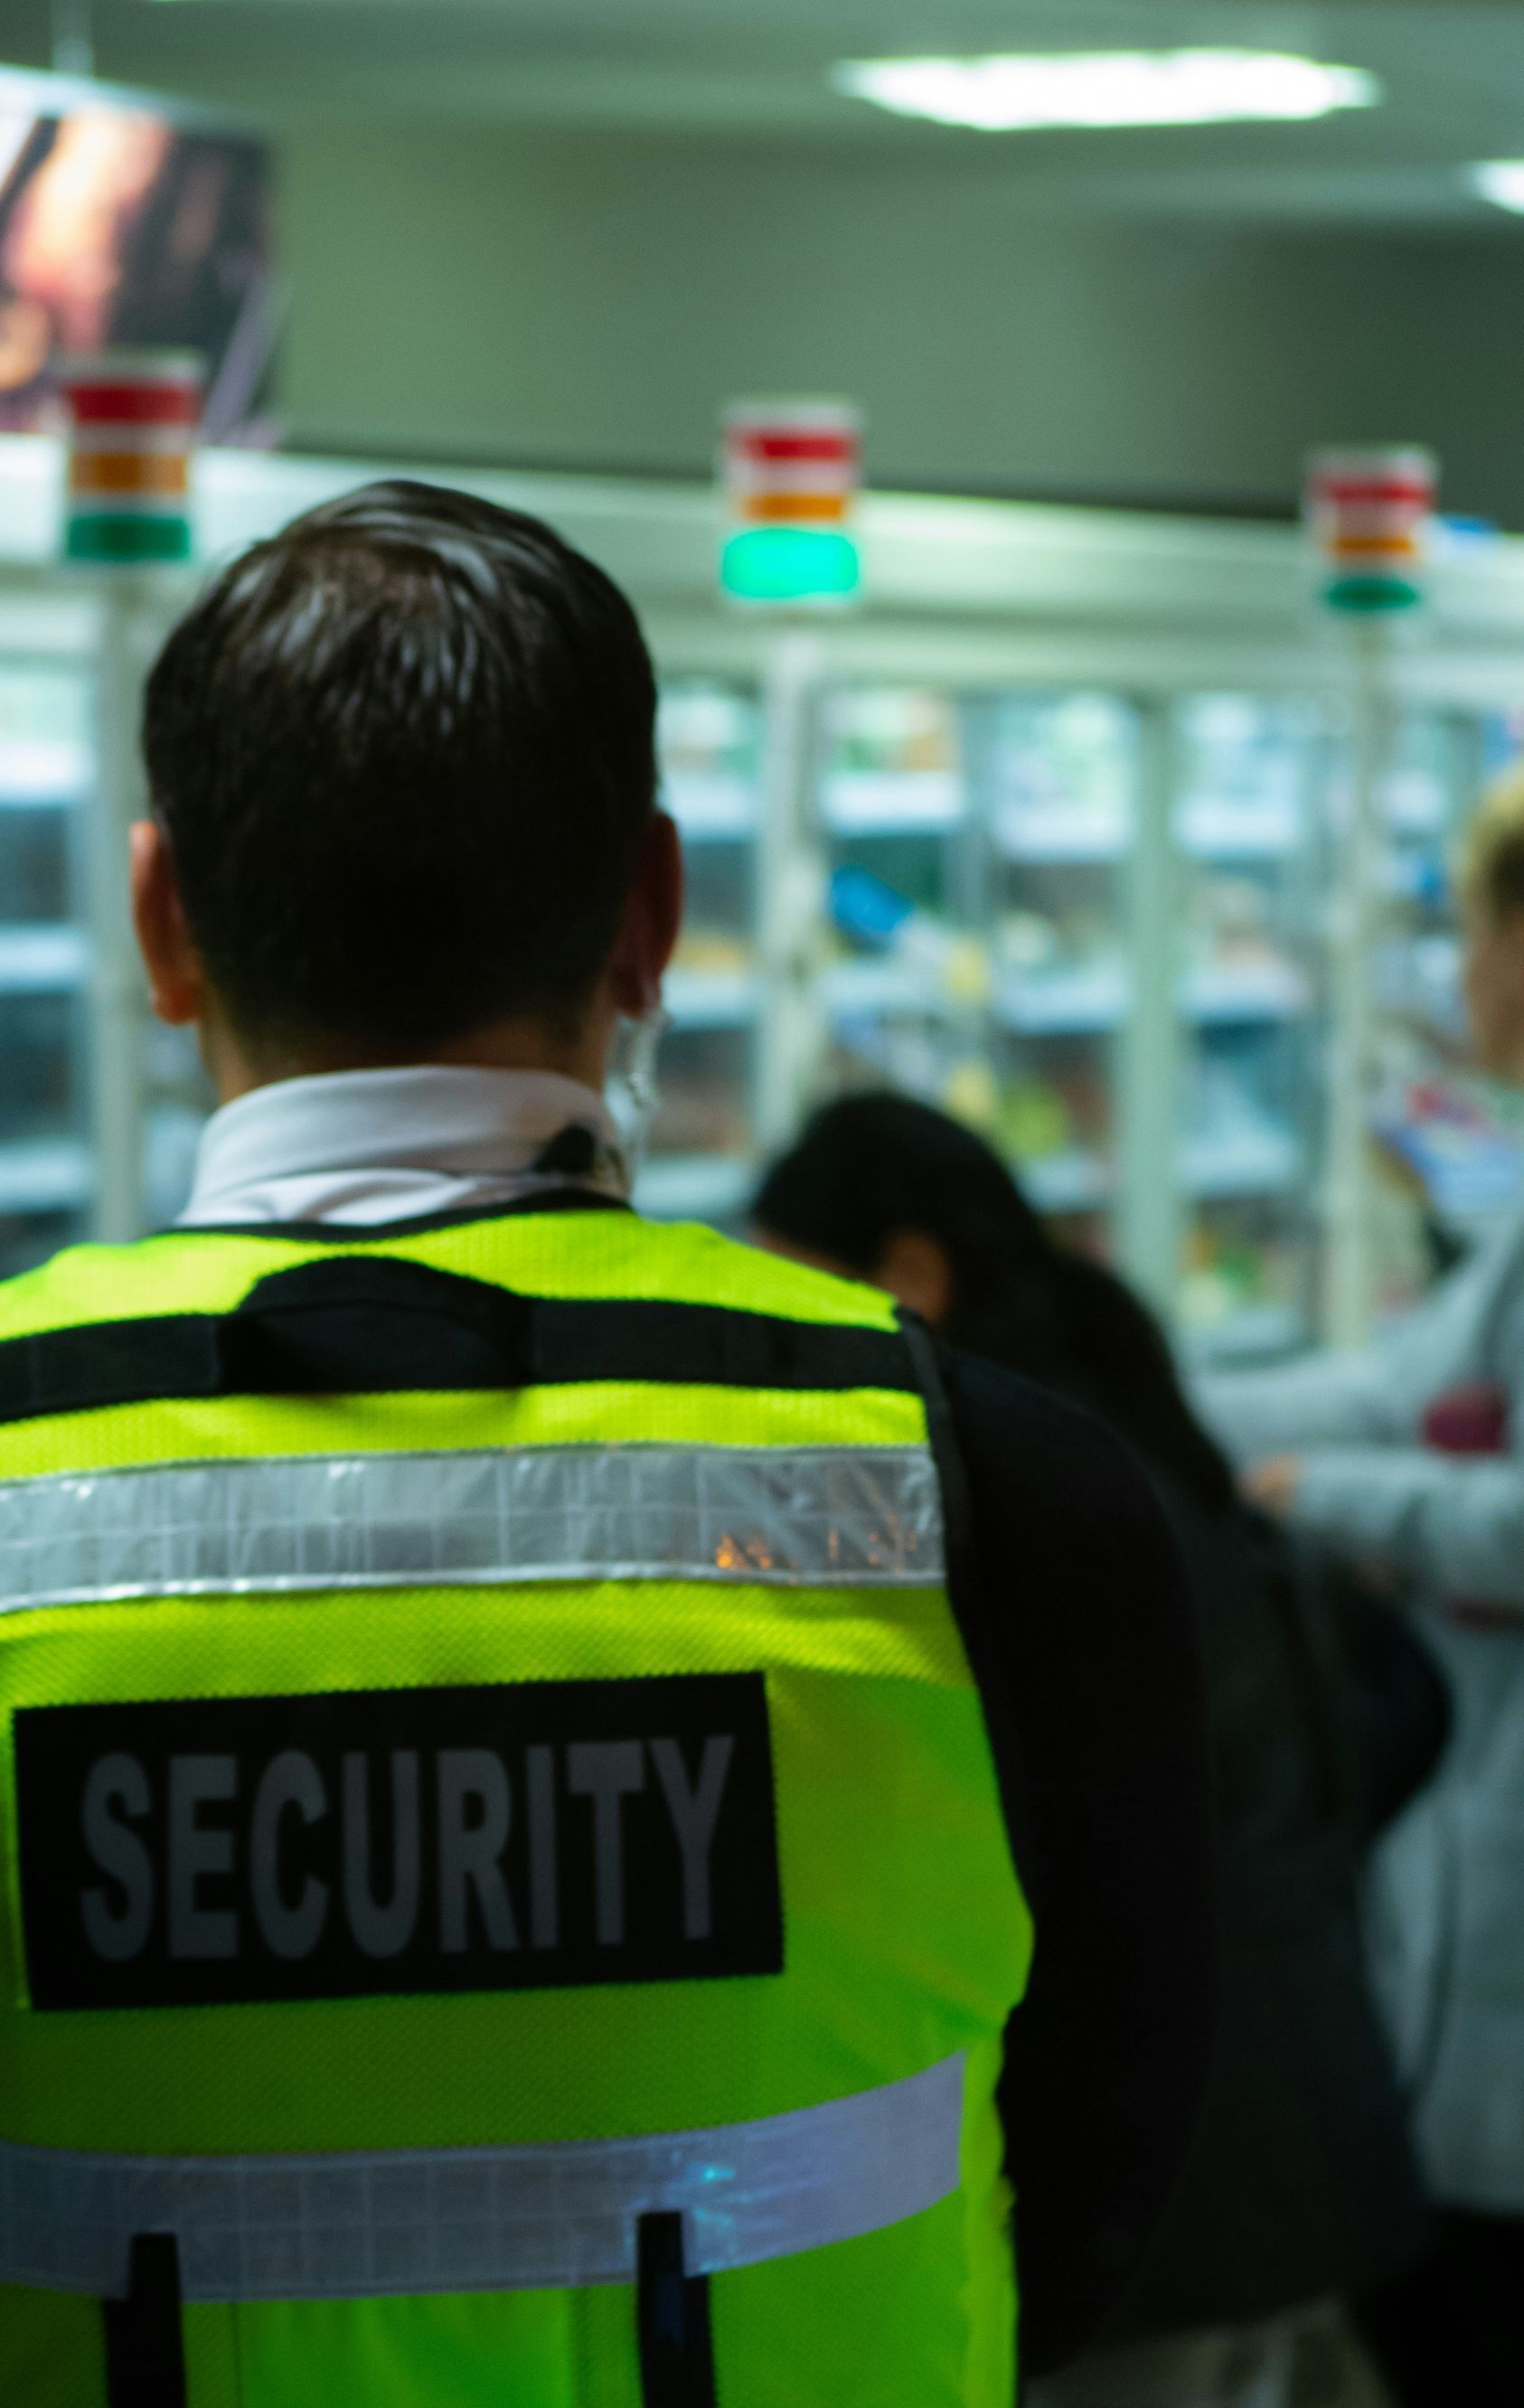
[143,479,658,1049]
[756,1091,1236,1513]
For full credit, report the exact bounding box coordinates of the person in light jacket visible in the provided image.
[1201,767,1524,2403]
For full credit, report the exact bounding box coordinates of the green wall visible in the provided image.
[278,124,1524,522]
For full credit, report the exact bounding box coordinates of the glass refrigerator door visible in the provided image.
[819,683,992,1134]
[1174,694,1322,1361]
[642,679,762,1225]
[975,690,1135,1253]
[0,661,94,1276]
[1366,706,1522,1312]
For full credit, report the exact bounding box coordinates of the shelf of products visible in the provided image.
[979,692,1135,1254]
[1171,695,1323,1355]
[13,462,1524,1369]
[0,655,94,1277]
[647,680,763,1222]
[821,686,994,1143]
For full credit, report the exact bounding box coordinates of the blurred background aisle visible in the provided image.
[3,0,1524,1382]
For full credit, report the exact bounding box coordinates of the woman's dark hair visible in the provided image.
[144,478,658,1052]
[756,1091,1236,1514]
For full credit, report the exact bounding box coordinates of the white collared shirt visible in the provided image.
[176,1065,627,1228]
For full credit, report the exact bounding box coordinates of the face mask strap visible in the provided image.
[606,1003,671,1188]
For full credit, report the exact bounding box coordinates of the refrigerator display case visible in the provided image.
[0,635,96,1279]
[1173,694,1324,1359]
[8,444,1524,1359]
[640,677,764,1225]
[978,689,1135,1251]
[820,684,992,1135]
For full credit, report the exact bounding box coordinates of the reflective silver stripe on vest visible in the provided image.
[0,2054,964,2302]
[0,1444,944,1614]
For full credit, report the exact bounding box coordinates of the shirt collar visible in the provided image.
[180,1065,627,1228]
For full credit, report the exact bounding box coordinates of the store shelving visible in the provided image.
[818,686,992,1138]
[995,965,1128,1035]
[0,644,97,1277]
[647,679,764,1222]
[633,1152,757,1223]
[7,444,1524,1351]
[1020,1148,1113,1215]
[0,925,88,991]
[1166,693,1326,1355]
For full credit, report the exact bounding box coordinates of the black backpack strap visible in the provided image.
[102,2234,186,2408]
[637,2211,717,2408]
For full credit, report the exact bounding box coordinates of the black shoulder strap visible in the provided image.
[637,2212,717,2408]
[102,2235,185,2408]
[0,1255,918,1427]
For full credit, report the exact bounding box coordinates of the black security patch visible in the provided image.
[14,1674,781,2011]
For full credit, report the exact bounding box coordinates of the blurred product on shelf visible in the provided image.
[828,688,958,780]
[1190,873,1291,974]
[990,691,1133,856]
[671,927,754,975]
[1180,1210,1303,1358]
[659,681,759,805]
[830,862,990,1002]
[999,1076,1073,1164]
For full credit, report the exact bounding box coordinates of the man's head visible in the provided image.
[134,479,680,1095]
[1461,765,1524,1082]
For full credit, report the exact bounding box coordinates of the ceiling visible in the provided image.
[5,0,1524,230]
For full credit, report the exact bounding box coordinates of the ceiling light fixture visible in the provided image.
[1472,161,1524,214]
[832,50,1380,133]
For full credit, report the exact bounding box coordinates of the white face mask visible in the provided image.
[605,1003,671,1189]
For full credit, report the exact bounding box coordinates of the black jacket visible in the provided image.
[940,1352,1215,2375]
[1088,1487,1446,2338]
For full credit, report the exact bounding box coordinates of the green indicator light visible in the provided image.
[1323,573,1422,614]
[66,513,192,564]
[721,525,861,604]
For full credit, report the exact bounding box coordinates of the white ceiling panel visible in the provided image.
[4,0,1520,229]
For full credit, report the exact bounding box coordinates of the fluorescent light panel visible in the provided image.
[833,50,1380,132]
[1472,162,1524,214]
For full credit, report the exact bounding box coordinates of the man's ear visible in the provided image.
[607,810,683,1018]
[129,820,205,1027]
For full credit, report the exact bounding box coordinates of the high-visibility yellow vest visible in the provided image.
[0,1205,1032,2407]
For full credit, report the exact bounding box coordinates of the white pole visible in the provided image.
[86,578,149,1246]
[1322,616,1388,1347]
[1117,694,1183,1316]
[753,629,829,1156]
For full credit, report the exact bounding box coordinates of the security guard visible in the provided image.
[0,484,1209,2406]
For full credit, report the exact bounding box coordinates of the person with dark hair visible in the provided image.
[756,1091,1449,2408]
[0,482,1209,2408]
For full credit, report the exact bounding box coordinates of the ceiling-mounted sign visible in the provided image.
[0,70,270,443]
[59,351,202,562]
[1305,447,1437,613]
[720,400,861,604]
